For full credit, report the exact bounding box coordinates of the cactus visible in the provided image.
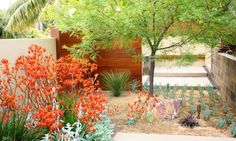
[216,118,225,128]
[203,107,211,120]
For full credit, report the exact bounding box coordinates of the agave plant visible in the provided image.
[225,112,233,125]
[179,114,199,128]
[101,71,131,97]
[231,122,236,137]
[203,107,211,120]
[216,118,225,128]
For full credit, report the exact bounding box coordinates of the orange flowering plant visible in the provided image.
[127,91,159,125]
[0,45,108,139]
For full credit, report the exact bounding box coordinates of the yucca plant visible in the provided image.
[101,71,131,97]
[203,107,211,121]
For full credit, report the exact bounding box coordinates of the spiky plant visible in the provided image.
[199,98,206,110]
[225,112,233,125]
[190,105,197,114]
[231,122,236,137]
[189,87,194,105]
[181,97,186,108]
[203,107,211,120]
[179,114,199,128]
[198,85,204,97]
[222,104,228,114]
[216,118,225,128]
[101,71,131,97]
[211,106,218,116]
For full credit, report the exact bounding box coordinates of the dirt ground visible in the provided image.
[106,90,236,137]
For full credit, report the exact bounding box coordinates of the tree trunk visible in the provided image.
[148,51,156,95]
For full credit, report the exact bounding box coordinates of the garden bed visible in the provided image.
[106,89,236,137]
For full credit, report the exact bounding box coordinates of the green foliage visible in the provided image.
[203,107,211,121]
[189,87,194,105]
[216,118,225,128]
[181,97,186,108]
[190,105,197,114]
[146,112,155,123]
[57,94,77,125]
[86,116,115,141]
[127,118,136,126]
[176,52,197,66]
[101,71,131,97]
[211,106,218,116]
[130,79,139,93]
[231,122,236,137]
[200,98,206,110]
[222,104,228,114]
[0,115,46,141]
[169,85,178,99]
[225,112,233,125]
[6,0,49,31]
[198,85,204,97]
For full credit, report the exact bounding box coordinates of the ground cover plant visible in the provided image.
[0,45,114,140]
[107,85,236,137]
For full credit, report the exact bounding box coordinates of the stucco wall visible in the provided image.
[212,53,236,111]
[0,38,56,65]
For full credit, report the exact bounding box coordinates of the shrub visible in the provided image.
[176,52,197,66]
[0,45,109,140]
[101,71,131,96]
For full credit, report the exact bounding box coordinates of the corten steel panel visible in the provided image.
[51,29,142,90]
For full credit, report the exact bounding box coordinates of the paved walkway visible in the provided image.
[143,66,212,87]
[114,133,235,141]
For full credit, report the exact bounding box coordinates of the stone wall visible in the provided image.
[212,53,236,111]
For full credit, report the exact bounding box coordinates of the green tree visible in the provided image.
[9,0,235,95]
[49,0,235,95]
[6,0,55,31]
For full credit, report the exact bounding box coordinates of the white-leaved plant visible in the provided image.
[41,122,86,141]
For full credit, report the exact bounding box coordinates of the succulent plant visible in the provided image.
[211,106,218,116]
[190,105,197,114]
[216,118,225,128]
[181,97,186,108]
[179,114,199,128]
[200,99,206,110]
[231,122,236,137]
[189,87,194,105]
[203,107,211,120]
[182,85,188,94]
[198,85,204,97]
[225,112,233,125]
[127,118,136,126]
[222,104,228,114]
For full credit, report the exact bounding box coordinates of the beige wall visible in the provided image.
[0,38,56,65]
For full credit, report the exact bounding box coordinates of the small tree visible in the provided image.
[9,0,235,95]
